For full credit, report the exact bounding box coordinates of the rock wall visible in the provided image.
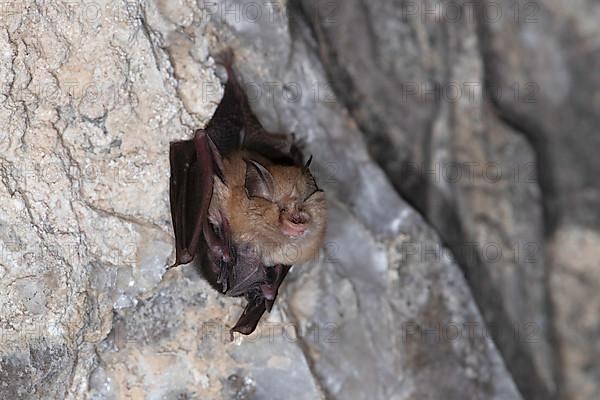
[298,0,600,399]
[0,0,596,399]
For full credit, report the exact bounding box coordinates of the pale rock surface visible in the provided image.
[0,1,524,399]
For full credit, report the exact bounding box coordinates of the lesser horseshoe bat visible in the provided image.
[169,53,327,335]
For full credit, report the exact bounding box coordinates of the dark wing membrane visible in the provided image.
[221,242,266,297]
[209,51,297,164]
[230,293,267,335]
[169,130,215,267]
[169,138,199,266]
[230,264,291,335]
[206,51,245,156]
[264,264,291,312]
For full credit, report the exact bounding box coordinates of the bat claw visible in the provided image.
[265,299,274,312]
[217,265,230,293]
[260,283,276,301]
[167,260,184,270]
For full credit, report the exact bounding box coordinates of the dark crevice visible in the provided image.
[290,0,430,211]
[487,109,559,236]
[473,3,564,398]
[295,0,559,399]
[473,1,559,238]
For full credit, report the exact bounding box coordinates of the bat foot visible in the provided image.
[265,299,275,313]
[230,297,267,336]
[260,283,276,301]
[216,265,230,293]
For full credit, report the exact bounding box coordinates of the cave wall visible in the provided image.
[1,1,597,399]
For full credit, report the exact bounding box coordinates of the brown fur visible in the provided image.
[208,150,327,266]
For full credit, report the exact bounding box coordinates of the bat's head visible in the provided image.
[235,157,327,265]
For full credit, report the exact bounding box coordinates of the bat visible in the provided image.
[169,52,327,335]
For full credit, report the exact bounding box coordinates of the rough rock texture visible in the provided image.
[0,0,522,399]
[2,0,595,399]
[479,0,600,231]
[297,0,554,398]
[548,227,600,400]
[297,0,600,399]
[477,2,600,399]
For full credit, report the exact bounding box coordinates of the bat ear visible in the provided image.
[303,155,313,171]
[244,159,274,201]
[303,171,320,201]
[301,155,320,201]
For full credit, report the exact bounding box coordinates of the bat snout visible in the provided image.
[289,212,306,224]
[280,212,308,237]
